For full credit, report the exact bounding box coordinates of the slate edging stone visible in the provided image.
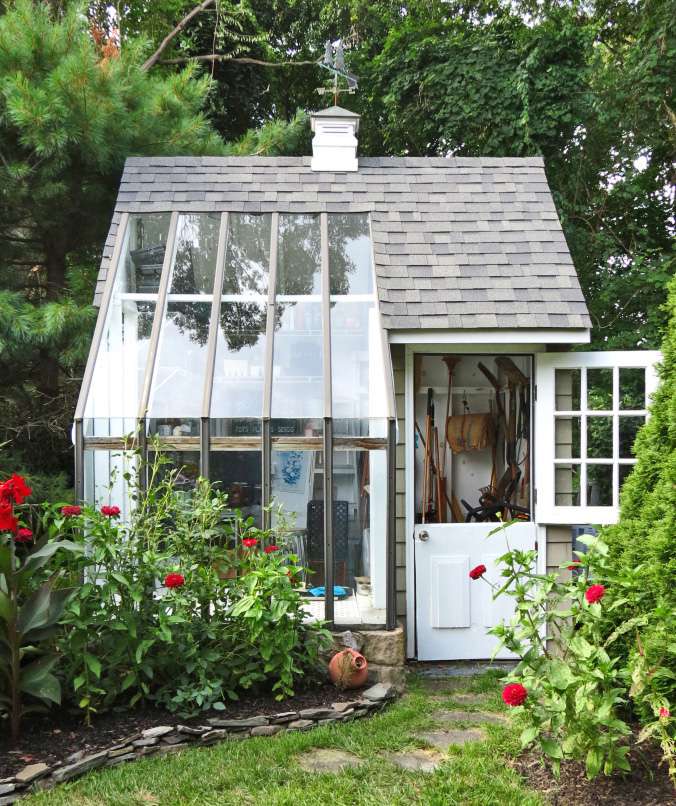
[3,683,398,801]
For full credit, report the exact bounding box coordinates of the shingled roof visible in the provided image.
[95,156,591,331]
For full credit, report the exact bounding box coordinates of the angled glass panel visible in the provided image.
[148,214,220,434]
[147,301,211,435]
[84,213,170,436]
[169,213,220,295]
[271,301,323,418]
[328,214,373,294]
[330,300,389,435]
[222,213,271,296]
[125,213,171,293]
[211,301,267,420]
[276,214,321,295]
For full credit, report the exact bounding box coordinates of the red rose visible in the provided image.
[101,505,120,517]
[469,564,487,580]
[264,545,280,554]
[567,563,579,571]
[242,538,258,548]
[585,584,606,604]
[502,683,528,707]
[15,528,33,543]
[659,707,670,720]
[0,503,18,533]
[61,505,82,517]
[164,573,185,589]
[0,473,32,505]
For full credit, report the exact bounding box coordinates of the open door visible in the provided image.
[412,353,536,661]
[534,351,660,525]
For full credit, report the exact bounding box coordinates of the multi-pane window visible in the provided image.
[536,352,659,523]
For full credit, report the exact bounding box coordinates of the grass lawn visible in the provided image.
[24,671,544,806]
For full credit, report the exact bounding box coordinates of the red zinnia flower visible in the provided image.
[469,564,487,580]
[164,573,185,589]
[0,473,32,505]
[585,584,606,604]
[61,505,82,517]
[0,503,18,533]
[242,538,258,548]
[101,505,120,517]
[659,707,670,720]
[264,545,279,554]
[502,683,528,707]
[15,528,33,543]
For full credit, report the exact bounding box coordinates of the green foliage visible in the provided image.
[0,0,223,480]
[488,526,632,778]
[0,484,81,743]
[54,452,329,718]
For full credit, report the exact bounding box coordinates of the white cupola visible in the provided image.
[310,106,360,172]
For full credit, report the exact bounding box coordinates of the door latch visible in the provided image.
[417,530,430,542]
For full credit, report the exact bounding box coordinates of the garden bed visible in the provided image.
[0,682,375,780]
[515,733,674,805]
[0,683,397,800]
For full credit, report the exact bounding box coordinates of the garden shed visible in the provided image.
[75,106,660,661]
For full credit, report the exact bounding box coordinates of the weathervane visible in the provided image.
[316,39,358,105]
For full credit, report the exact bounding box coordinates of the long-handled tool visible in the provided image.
[440,356,461,521]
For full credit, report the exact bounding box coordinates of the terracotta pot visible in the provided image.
[328,648,368,689]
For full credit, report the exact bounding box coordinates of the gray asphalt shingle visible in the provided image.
[95,156,591,331]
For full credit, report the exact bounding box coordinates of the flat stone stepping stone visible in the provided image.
[450,693,492,705]
[433,709,507,725]
[415,728,485,750]
[384,748,443,773]
[298,748,363,774]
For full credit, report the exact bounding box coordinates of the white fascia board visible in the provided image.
[388,328,591,345]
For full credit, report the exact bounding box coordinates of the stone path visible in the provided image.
[384,749,444,773]
[433,709,507,726]
[415,662,517,679]
[414,728,486,750]
[297,749,363,774]
[297,689,507,780]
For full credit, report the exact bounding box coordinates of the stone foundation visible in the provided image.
[332,624,406,690]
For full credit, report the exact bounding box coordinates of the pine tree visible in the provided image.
[0,0,223,484]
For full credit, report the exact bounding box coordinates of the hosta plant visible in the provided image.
[0,474,80,742]
[478,521,632,778]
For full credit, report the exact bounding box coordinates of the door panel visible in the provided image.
[415,521,536,661]
[534,351,660,525]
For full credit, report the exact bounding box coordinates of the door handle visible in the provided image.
[417,530,430,542]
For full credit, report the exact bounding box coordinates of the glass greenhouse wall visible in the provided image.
[75,210,397,628]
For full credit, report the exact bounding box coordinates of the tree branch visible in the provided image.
[142,0,215,72]
[159,54,320,68]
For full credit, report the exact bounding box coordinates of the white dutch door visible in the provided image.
[414,521,536,662]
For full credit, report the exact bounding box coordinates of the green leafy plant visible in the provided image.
[55,451,329,718]
[481,522,632,778]
[0,474,80,742]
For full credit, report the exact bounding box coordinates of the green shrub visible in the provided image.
[54,453,329,718]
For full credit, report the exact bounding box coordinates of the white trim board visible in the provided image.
[389,329,590,345]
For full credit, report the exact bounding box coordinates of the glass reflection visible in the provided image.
[277,214,321,295]
[211,302,267,418]
[328,214,373,295]
[222,213,271,296]
[169,214,220,295]
[126,213,171,293]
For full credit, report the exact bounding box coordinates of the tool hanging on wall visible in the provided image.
[439,356,461,522]
[421,388,435,523]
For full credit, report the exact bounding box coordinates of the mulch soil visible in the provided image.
[515,733,675,805]
[0,683,360,780]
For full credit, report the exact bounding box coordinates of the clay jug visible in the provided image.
[328,648,368,689]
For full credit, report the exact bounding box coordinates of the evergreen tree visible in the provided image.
[0,0,223,484]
